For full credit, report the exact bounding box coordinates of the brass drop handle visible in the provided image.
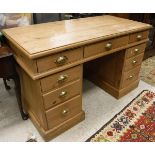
[62,108,69,116]
[134,48,139,54]
[58,74,68,83]
[55,56,68,65]
[59,91,68,98]
[105,42,112,50]
[132,60,137,64]
[136,34,142,40]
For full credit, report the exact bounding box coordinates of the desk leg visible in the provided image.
[3,78,11,90]
[13,73,29,120]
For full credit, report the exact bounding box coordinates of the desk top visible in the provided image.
[2,15,152,59]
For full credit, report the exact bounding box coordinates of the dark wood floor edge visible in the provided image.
[86,90,154,142]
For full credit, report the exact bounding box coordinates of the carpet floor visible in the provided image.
[0,79,155,142]
[140,56,155,86]
[87,90,155,142]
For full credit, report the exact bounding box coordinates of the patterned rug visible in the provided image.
[87,90,155,142]
[140,56,155,86]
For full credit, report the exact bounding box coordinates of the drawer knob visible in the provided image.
[134,48,139,54]
[105,43,112,50]
[136,34,142,40]
[129,75,133,79]
[55,56,68,65]
[59,91,68,98]
[132,60,137,64]
[62,108,69,116]
[58,75,68,83]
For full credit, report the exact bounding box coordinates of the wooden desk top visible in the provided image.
[2,15,152,59]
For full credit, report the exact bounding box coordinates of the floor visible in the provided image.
[0,79,155,142]
[140,56,155,86]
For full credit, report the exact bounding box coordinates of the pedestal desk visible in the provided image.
[2,15,152,141]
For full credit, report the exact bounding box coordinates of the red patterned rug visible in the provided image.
[87,90,155,142]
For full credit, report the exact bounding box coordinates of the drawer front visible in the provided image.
[125,43,146,59]
[46,95,82,129]
[40,65,82,93]
[43,79,81,110]
[121,65,141,88]
[37,47,83,73]
[124,53,144,71]
[84,35,129,58]
[129,30,149,43]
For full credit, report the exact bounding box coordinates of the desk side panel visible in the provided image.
[18,67,48,130]
[7,41,38,75]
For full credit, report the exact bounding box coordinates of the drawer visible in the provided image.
[124,53,144,71]
[46,95,82,129]
[121,65,141,88]
[40,65,82,93]
[37,47,83,73]
[43,79,81,110]
[129,30,149,43]
[84,35,129,58]
[125,43,146,59]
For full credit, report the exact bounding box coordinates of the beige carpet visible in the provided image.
[140,56,155,86]
[0,78,155,141]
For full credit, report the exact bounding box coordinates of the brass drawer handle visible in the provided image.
[134,48,139,54]
[132,60,137,64]
[55,56,68,65]
[62,108,69,116]
[58,74,68,83]
[136,34,142,40]
[59,91,68,98]
[105,42,112,50]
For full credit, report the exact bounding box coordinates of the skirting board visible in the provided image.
[28,110,85,141]
[87,77,140,99]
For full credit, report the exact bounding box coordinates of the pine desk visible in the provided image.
[2,15,152,141]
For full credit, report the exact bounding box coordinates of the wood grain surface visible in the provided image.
[2,15,152,59]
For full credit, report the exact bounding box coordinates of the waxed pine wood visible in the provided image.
[2,15,151,59]
[43,79,81,110]
[2,15,152,141]
[125,43,146,59]
[124,53,144,71]
[40,65,82,93]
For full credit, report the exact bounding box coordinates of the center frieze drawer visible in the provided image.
[46,95,82,129]
[37,47,83,73]
[42,79,81,110]
[84,35,129,58]
[40,65,82,93]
